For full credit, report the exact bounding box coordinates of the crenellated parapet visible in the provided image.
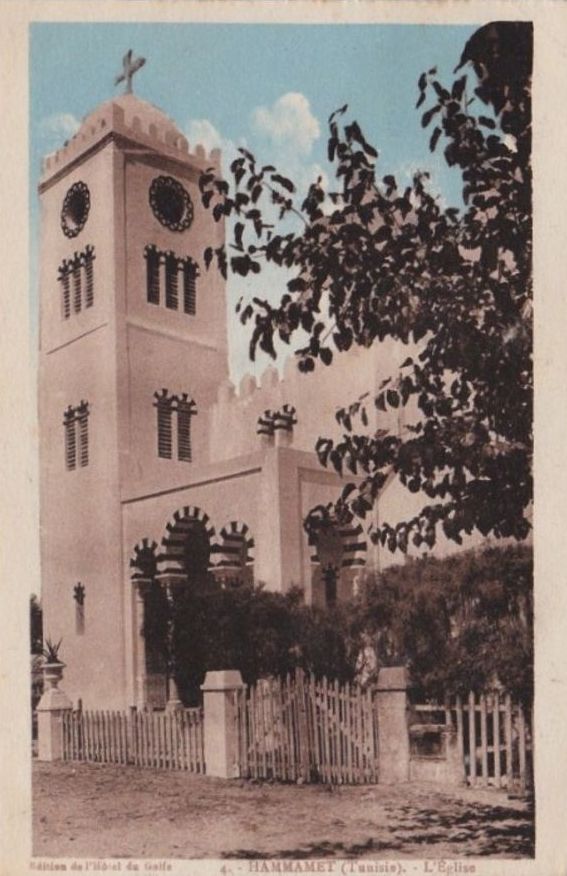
[208,343,402,462]
[40,93,221,185]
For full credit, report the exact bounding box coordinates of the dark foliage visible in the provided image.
[142,544,531,706]
[353,543,533,705]
[200,22,533,552]
[144,577,357,706]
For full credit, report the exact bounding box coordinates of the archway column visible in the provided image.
[155,570,188,712]
[131,573,153,707]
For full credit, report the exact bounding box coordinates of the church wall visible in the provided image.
[209,340,404,462]
[38,141,130,710]
[39,327,126,710]
[122,455,264,569]
[119,323,222,496]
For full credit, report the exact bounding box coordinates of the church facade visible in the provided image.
[38,89,406,711]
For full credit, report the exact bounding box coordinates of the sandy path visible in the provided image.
[33,762,534,860]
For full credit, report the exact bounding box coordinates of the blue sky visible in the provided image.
[30,22,478,379]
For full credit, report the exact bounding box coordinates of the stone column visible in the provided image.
[201,670,245,779]
[132,574,153,707]
[37,666,72,762]
[155,571,187,712]
[376,666,410,784]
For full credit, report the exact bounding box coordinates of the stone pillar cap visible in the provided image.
[201,669,245,691]
[376,666,409,691]
[37,688,73,711]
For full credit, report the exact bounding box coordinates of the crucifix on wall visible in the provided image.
[73,582,85,635]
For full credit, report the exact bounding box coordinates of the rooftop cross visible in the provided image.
[114,49,146,95]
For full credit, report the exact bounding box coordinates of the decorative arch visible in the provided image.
[215,521,255,570]
[338,522,367,568]
[309,521,367,569]
[129,538,159,580]
[158,505,215,578]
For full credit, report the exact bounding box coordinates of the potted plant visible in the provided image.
[41,637,64,689]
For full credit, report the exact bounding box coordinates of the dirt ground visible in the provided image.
[32,761,534,860]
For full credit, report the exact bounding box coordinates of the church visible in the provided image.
[38,64,413,711]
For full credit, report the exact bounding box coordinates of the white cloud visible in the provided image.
[185,118,225,154]
[185,118,248,180]
[252,92,320,156]
[40,112,81,142]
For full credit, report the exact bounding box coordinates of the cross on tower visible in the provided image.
[114,49,146,95]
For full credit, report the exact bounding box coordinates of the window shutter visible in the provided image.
[145,245,160,305]
[64,407,77,470]
[84,246,95,308]
[77,402,89,467]
[155,391,173,459]
[177,395,194,461]
[72,253,82,313]
[59,263,71,319]
[183,260,197,315]
[165,252,179,310]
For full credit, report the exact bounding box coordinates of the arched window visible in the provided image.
[153,390,197,462]
[63,401,90,470]
[144,245,198,315]
[58,246,95,318]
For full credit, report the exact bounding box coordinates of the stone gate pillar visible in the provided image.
[201,670,245,779]
[376,666,410,783]
[37,668,72,762]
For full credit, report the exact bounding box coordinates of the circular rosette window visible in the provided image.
[60,182,91,238]
[149,175,194,232]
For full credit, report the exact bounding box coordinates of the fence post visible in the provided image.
[36,667,72,762]
[201,670,246,779]
[375,666,410,784]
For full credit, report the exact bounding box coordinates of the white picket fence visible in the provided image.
[62,706,205,773]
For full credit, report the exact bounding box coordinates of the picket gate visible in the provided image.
[412,692,533,790]
[236,669,379,784]
[61,706,205,773]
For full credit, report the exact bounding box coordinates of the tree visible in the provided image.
[200,22,533,552]
[143,576,359,706]
[352,544,533,705]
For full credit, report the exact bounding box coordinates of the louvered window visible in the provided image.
[84,246,95,308]
[145,246,198,316]
[183,261,197,315]
[177,397,193,462]
[165,252,179,309]
[59,265,71,319]
[64,407,77,470]
[154,390,196,462]
[72,255,82,313]
[77,404,89,467]
[58,246,95,318]
[155,392,174,459]
[145,245,161,305]
[64,401,90,470]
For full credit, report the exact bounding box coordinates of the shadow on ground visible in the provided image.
[223,799,535,859]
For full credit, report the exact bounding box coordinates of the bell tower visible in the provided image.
[38,64,228,708]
